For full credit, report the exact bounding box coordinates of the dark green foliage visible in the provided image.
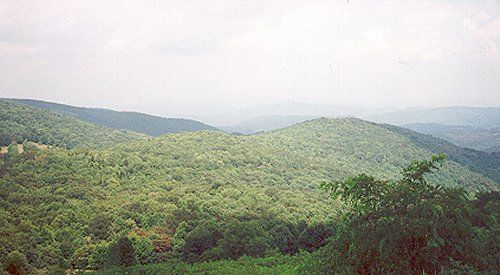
[176,220,324,263]
[215,221,270,260]
[313,155,499,274]
[296,223,334,252]
[81,254,307,275]
[71,244,95,270]
[88,242,109,270]
[181,220,223,262]
[129,233,154,265]
[88,214,113,241]
[3,250,31,275]
[6,98,218,136]
[108,237,135,267]
[269,223,296,254]
[0,100,145,148]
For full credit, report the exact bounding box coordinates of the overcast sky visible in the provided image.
[0,0,499,117]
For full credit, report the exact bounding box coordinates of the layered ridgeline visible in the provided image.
[0,117,498,270]
[4,98,218,136]
[380,124,499,183]
[403,123,499,153]
[0,100,146,148]
[367,106,500,128]
[366,107,500,153]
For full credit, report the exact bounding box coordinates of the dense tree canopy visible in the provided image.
[0,109,498,273]
[5,98,219,136]
[381,123,500,183]
[0,100,146,149]
[0,140,334,271]
[308,155,499,273]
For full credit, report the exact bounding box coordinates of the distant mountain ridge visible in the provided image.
[367,106,500,128]
[379,123,499,183]
[0,100,145,148]
[219,115,321,134]
[4,98,219,136]
[201,101,392,126]
[5,99,499,155]
[403,123,499,153]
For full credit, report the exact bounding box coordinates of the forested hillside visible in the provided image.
[3,0,498,273]
[5,98,218,136]
[0,100,146,149]
[381,123,500,183]
[0,117,498,273]
[95,157,500,274]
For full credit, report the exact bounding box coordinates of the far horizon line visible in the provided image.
[2,97,499,117]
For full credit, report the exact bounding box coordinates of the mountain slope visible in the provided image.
[366,106,500,128]
[403,123,499,153]
[5,98,219,136]
[380,123,499,183]
[0,100,146,148]
[0,117,497,270]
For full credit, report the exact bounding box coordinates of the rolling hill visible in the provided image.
[4,98,219,136]
[0,115,498,270]
[0,100,146,148]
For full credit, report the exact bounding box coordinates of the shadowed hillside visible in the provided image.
[380,123,499,183]
[4,98,219,136]
[0,100,146,148]
[403,123,499,153]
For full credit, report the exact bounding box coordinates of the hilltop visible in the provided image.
[201,101,390,126]
[0,100,145,149]
[222,115,320,134]
[4,98,218,136]
[100,117,497,191]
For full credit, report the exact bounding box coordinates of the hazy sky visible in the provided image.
[0,0,499,117]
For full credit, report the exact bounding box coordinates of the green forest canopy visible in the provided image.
[0,103,498,272]
[0,100,146,149]
[4,98,219,136]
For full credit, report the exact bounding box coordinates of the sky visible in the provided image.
[0,0,499,118]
